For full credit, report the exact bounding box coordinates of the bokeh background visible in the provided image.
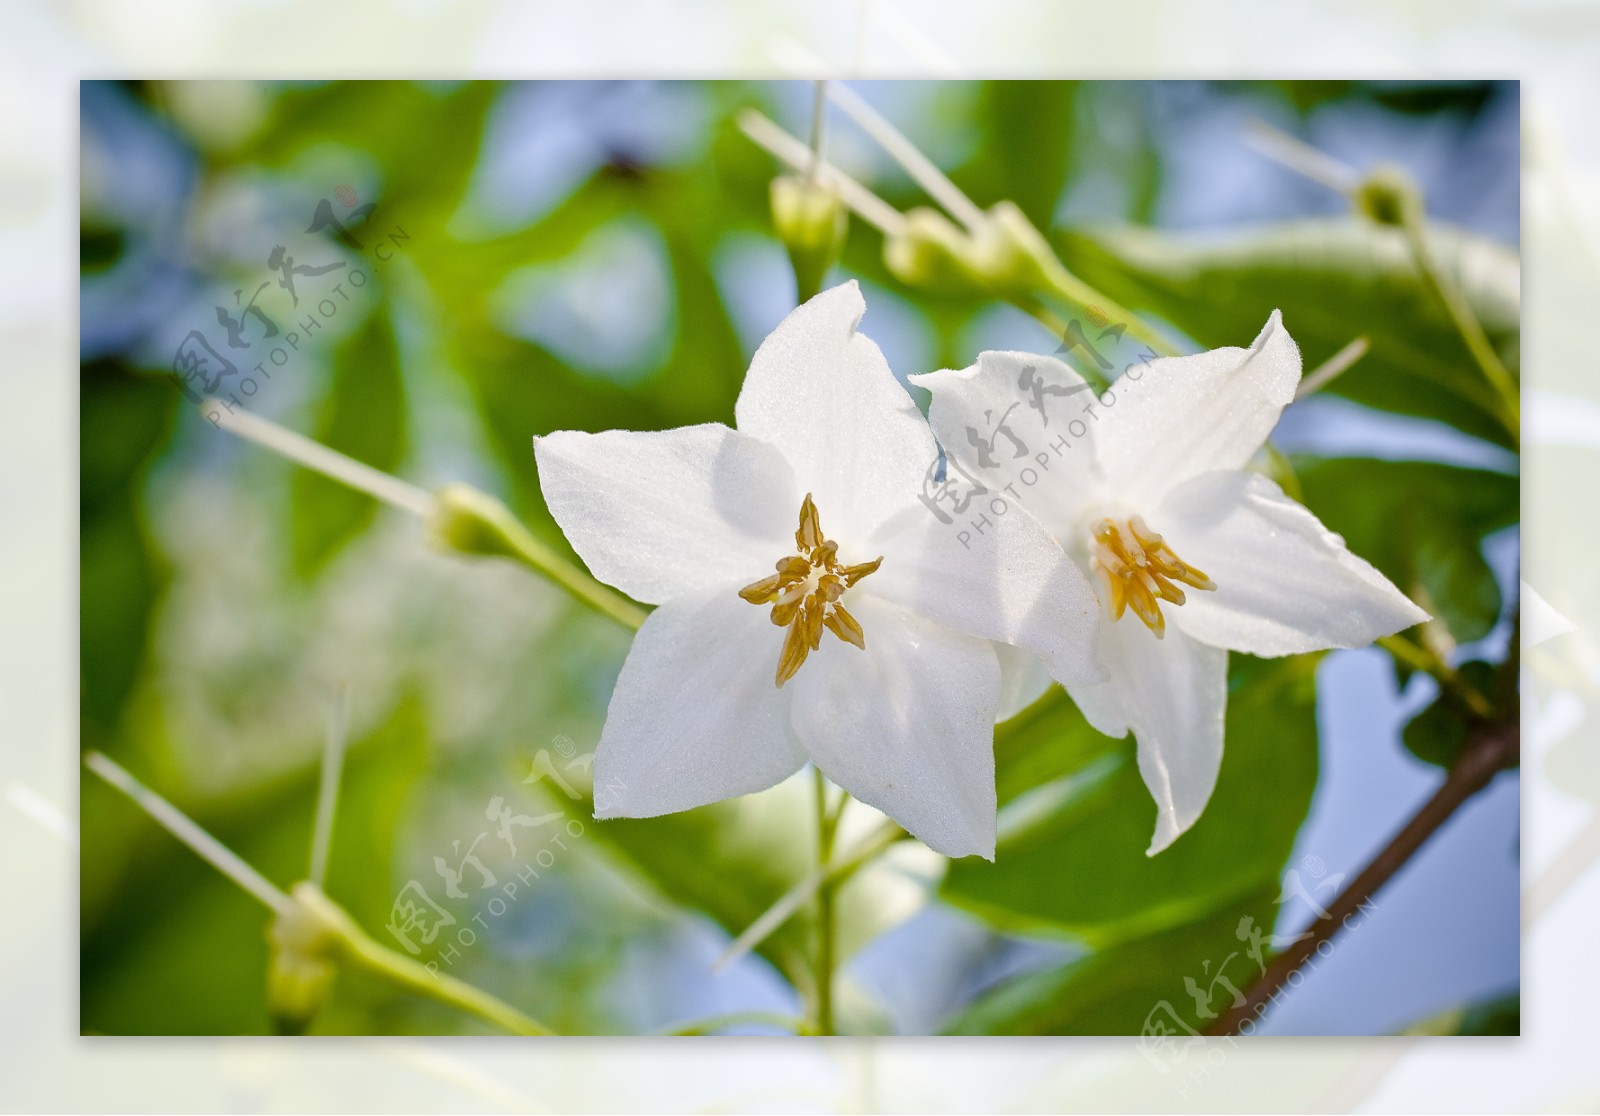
[2,0,1595,1109]
[74,77,1519,1040]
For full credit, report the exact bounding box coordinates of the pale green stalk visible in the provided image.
[85,752,556,1036]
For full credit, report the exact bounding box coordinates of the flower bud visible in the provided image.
[426,482,526,561]
[883,207,987,295]
[969,201,1060,300]
[265,883,345,1035]
[770,174,848,302]
[1354,165,1423,228]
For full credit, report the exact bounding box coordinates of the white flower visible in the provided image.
[534,281,1104,858]
[912,312,1428,855]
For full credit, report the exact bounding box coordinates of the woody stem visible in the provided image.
[1206,715,1518,1035]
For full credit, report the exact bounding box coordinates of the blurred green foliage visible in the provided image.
[79,79,1518,1036]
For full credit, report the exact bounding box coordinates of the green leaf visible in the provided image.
[79,361,178,747]
[944,890,1277,1035]
[1402,661,1501,769]
[1295,458,1517,644]
[1401,990,1519,1035]
[290,310,408,577]
[1057,218,1520,447]
[944,655,1319,947]
[963,82,1081,230]
[992,687,1120,806]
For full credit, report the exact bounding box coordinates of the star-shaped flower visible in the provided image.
[913,312,1428,854]
[534,282,1105,858]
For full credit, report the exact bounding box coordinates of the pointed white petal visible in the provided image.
[734,281,938,542]
[789,596,1001,859]
[911,350,1103,539]
[994,642,1054,721]
[1099,311,1301,508]
[535,423,798,605]
[1067,613,1228,855]
[1063,675,1130,741]
[592,587,806,817]
[868,500,1105,687]
[1159,470,1430,656]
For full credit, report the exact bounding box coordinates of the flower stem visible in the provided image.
[812,767,840,1037]
[739,109,907,237]
[1397,213,1520,446]
[206,402,645,631]
[714,818,905,971]
[1294,336,1370,400]
[1378,633,1495,721]
[290,884,555,1036]
[430,483,647,631]
[806,80,827,183]
[1030,257,1180,359]
[87,753,557,1037]
[825,80,988,234]
[1206,713,1519,1035]
[85,751,292,914]
[202,400,437,518]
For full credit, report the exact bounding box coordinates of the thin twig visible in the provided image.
[204,400,437,518]
[1295,336,1370,400]
[85,752,292,914]
[825,80,988,233]
[308,684,351,888]
[738,109,906,237]
[714,818,905,971]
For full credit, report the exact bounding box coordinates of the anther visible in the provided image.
[1087,514,1214,637]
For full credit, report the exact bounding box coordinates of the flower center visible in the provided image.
[738,493,882,687]
[1087,514,1215,639]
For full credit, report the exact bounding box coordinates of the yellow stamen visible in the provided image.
[741,494,882,686]
[840,557,882,585]
[796,493,822,552]
[738,574,784,604]
[1088,515,1214,638]
[824,604,866,649]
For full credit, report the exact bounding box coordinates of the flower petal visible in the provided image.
[1065,614,1228,856]
[592,586,806,818]
[1158,470,1430,656]
[1098,311,1301,508]
[911,350,1104,539]
[734,281,938,543]
[535,423,798,605]
[867,500,1105,687]
[788,596,1001,859]
[994,642,1054,721]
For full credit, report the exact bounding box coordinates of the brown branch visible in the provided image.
[1207,715,1520,1036]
